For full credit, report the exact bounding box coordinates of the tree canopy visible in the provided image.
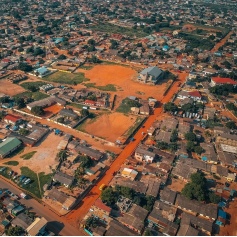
[31,106,45,116]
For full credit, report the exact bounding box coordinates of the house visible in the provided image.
[176,142,189,159]
[4,114,22,125]
[148,200,178,235]
[177,224,199,236]
[11,213,34,229]
[75,144,103,161]
[210,77,237,87]
[178,122,190,139]
[138,66,163,84]
[200,143,218,164]
[34,66,53,78]
[121,168,138,181]
[218,151,237,167]
[155,130,172,143]
[53,171,74,187]
[26,217,48,236]
[172,160,197,182]
[44,189,76,210]
[0,137,22,158]
[105,220,137,236]
[91,199,112,223]
[134,146,156,163]
[188,91,202,102]
[227,173,236,182]
[119,204,149,234]
[216,133,237,149]
[140,104,150,115]
[27,96,66,110]
[180,212,213,235]
[159,187,177,205]
[146,180,161,198]
[175,194,218,221]
[58,108,78,120]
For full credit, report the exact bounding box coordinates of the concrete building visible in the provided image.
[0,137,22,158]
[138,66,163,84]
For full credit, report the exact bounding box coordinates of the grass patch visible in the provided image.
[84,82,117,92]
[116,98,141,114]
[0,166,12,179]
[43,71,89,85]
[20,151,37,160]
[38,172,53,192]
[88,23,148,38]
[124,117,145,137]
[20,167,41,198]
[79,65,94,70]
[3,161,19,166]
[68,102,84,109]
[14,91,49,100]
[20,81,47,90]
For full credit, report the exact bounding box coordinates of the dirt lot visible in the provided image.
[0,132,62,175]
[44,104,63,117]
[219,182,237,236]
[0,79,26,96]
[168,178,186,192]
[76,65,167,109]
[80,112,138,142]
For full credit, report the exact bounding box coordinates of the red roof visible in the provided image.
[4,114,21,122]
[94,199,111,213]
[84,100,96,105]
[212,77,237,85]
[189,91,202,98]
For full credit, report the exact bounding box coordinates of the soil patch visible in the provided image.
[0,80,26,96]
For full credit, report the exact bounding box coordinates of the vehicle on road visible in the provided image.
[99,184,106,191]
[20,192,27,199]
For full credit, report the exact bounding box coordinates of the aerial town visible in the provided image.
[0,0,237,236]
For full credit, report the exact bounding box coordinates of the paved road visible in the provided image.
[211,31,233,53]
[0,177,85,236]
[65,72,187,226]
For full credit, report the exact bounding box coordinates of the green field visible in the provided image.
[20,81,47,91]
[39,172,53,192]
[20,151,37,160]
[43,71,89,85]
[89,23,148,38]
[84,82,117,92]
[14,91,49,100]
[3,161,19,166]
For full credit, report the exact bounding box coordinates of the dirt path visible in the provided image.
[64,71,187,226]
[211,31,233,53]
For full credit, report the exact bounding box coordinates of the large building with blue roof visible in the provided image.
[138,66,163,85]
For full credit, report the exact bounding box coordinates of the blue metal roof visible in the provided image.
[35,66,48,75]
[218,209,227,219]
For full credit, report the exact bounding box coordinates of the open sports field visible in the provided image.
[0,79,26,96]
[80,112,139,142]
[43,104,63,117]
[76,65,167,109]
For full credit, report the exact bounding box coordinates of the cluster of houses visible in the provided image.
[0,190,51,236]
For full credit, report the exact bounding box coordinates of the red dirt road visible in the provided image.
[65,72,187,226]
[211,31,233,53]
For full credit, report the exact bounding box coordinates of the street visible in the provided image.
[0,177,85,236]
[65,72,187,225]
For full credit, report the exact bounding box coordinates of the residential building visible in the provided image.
[138,66,163,84]
[134,146,156,163]
[210,77,237,87]
[53,171,74,187]
[26,217,48,236]
[159,187,177,205]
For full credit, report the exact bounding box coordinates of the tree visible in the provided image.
[194,146,204,155]
[170,129,178,142]
[18,62,32,72]
[38,15,45,23]
[181,172,207,202]
[208,192,221,204]
[185,132,196,141]
[14,97,25,109]
[186,141,195,152]
[81,109,89,117]
[31,106,45,116]
[57,117,64,123]
[88,39,96,46]
[101,187,118,206]
[58,150,67,162]
[19,128,29,136]
[144,229,153,236]
[5,226,25,236]
[226,121,237,130]
[85,216,98,229]
[164,102,178,112]
[58,54,67,60]
[79,156,93,169]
